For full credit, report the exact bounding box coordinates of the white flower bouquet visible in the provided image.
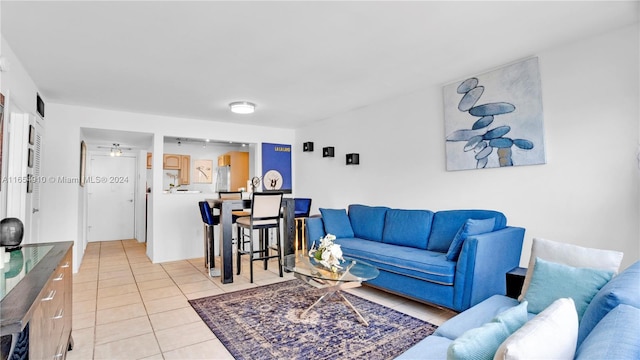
[308,234,344,273]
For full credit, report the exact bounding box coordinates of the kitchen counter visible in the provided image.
[163,190,203,194]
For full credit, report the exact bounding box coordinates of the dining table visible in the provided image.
[205,196,295,284]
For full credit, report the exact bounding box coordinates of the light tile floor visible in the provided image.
[69,240,456,360]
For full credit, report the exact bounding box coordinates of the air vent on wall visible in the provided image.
[36,93,45,119]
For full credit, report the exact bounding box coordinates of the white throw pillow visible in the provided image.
[494,298,578,360]
[518,238,623,301]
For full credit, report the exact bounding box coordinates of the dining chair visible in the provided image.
[235,192,284,283]
[218,191,251,251]
[294,198,312,218]
[218,191,242,200]
[293,198,312,250]
[218,191,251,217]
[198,201,220,272]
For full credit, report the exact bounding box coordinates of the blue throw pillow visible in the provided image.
[575,304,640,360]
[319,208,354,239]
[492,300,529,333]
[445,218,495,261]
[578,261,640,346]
[427,210,505,252]
[523,257,614,320]
[447,301,528,360]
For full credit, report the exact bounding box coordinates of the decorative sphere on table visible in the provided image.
[0,217,24,248]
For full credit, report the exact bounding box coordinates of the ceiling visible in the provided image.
[1,1,638,130]
[81,128,153,150]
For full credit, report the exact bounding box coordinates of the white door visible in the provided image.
[87,154,136,241]
[26,115,44,243]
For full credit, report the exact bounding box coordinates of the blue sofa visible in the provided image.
[397,260,640,359]
[305,204,525,312]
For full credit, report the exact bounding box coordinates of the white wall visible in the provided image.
[41,104,296,268]
[0,38,42,220]
[296,25,640,270]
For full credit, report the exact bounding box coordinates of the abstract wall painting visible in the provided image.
[443,57,546,171]
[194,159,213,183]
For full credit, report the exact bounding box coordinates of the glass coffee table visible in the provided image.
[283,253,379,326]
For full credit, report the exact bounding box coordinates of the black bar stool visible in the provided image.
[198,201,220,276]
[293,198,312,250]
[235,192,284,283]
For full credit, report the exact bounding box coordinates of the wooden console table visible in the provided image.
[1,241,74,360]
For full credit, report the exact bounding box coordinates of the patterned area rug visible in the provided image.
[189,279,437,360]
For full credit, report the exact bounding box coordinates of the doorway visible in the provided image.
[87,154,136,241]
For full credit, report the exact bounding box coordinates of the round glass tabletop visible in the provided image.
[283,253,379,282]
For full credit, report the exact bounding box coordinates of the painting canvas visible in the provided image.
[80,141,87,187]
[261,143,292,193]
[443,57,546,171]
[194,159,213,183]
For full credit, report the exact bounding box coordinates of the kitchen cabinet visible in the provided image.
[218,154,231,167]
[163,154,181,169]
[226,151,249,192]
[147,153,152,169]
[179,155,190,185]
[1,242,73,360]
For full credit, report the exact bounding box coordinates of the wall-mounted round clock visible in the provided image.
[263,170,283,190]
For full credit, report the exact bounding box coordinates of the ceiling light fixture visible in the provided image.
[110,143,123,157]
[229,101,256,114]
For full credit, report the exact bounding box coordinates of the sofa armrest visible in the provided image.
[453,226,525,311]
[305,217,326,251]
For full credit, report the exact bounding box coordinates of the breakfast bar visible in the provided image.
[206,197,295,284]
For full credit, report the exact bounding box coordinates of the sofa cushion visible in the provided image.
[395,334,452,360]
[381,209,434,249]
[447,301,528,360]
[445,218,495,261]
[494,298,578,360]
[448,322,511,360]
[348,204,388,242]
[578,260,640,346]
[335,238,456,285]
[492,300,529,333]
[518,237,623,301]
[319,208,354,239]
[523,257,613,320]
[575,304,640,360]
[434,295,520,340]
[427,210,506,252]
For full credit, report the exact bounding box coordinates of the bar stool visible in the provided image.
[293,198,312,250]
[198,201,220,276]
[235,192,284,283]
[218,191,251,253]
